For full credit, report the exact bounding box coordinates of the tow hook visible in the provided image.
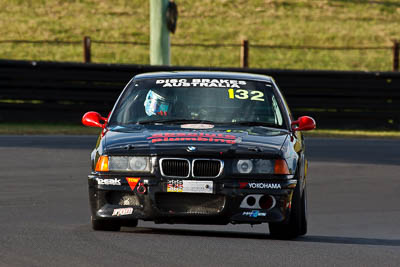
[137,183,147,194]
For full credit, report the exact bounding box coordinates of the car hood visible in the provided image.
[102,125,289,158]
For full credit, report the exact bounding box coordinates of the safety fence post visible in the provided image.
[241,39,249,68]
[83,36,91,63]
[393,40,399,71]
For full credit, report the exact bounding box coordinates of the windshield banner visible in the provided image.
[156,79,247,88]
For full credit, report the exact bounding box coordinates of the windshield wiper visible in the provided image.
[232,121,280,128]
[137,119,219,125]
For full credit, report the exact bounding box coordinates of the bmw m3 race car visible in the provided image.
[82,71,316,239]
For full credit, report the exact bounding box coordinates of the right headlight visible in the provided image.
[233,159,289,174]
[96,156,153,173]
[236,160,254,174]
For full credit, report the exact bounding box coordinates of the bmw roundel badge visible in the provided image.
[187,146,197,152]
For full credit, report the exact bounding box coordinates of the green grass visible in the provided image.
[0,123,101,135]
[1,123,399,138]
[1,0,400,70]
[304,129,400,139]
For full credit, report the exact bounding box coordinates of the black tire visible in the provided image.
[299,185,308,236]
[91,216,121,231]
[269,183,306,239]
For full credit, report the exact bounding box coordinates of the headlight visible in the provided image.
[129,157,148,171]
[237,160,253,174]
[233,159,288,174]
[255,159,274,173]
[96,156,152,172]
[109,156,128,170]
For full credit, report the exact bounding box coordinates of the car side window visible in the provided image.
[271,95,283,126]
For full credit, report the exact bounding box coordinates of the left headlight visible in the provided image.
[96,156,152,173]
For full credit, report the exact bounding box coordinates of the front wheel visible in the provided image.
[299,186,308,236]
[269,183,307,239]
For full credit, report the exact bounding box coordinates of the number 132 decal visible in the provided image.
[227,89,264,101]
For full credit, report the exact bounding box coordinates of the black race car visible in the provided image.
[82,71,316,239]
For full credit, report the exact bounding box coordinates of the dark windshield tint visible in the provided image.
[108,78,286,128]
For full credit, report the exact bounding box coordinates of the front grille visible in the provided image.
[160,158,190,178]
[193,159,222,177]
[155,193,225,215]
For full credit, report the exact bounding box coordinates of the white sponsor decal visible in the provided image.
[167,180,213,194]
[156,79,247,88]
[181,124,215,129]
[242,210,267,218]
[96,178,121,186]
[112,207,133,216]
[248,183,281,189]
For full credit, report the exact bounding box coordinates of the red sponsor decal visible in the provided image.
[147,132,237,144]
[126,177,140,191]
[156,111,167,116]
[239,182,248,189]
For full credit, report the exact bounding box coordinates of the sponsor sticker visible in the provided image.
[167,180,213,194]
[156,79,247,88]
[126,177,140,191]
[239,182,281,189]
[181,124,215,129]
[167,180,183,192]
[242,210,267,218]
[147,132,237,144]
[96,178,121,186]
[112,207,133,216]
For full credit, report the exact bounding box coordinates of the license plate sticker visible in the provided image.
[167,180,213,194]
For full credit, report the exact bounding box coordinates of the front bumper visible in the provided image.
[88,174,296,225]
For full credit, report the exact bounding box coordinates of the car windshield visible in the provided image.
[108,77,286,128]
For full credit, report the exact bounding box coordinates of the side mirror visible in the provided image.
[82,111,107,128]
[291,116,316,132]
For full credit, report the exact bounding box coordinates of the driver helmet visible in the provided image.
[144,89,171,116]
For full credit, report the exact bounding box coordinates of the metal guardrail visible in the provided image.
[0,59,399,129]
[1,38,399,71]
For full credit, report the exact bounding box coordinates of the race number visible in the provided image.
[228,89,264,101]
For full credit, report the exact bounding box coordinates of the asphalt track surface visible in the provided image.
[0,135,399,266]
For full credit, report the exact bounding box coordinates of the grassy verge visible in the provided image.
[1,123,399,138]
[0,123,101,135]
[303,129,400,139]
[1,0,400,71]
